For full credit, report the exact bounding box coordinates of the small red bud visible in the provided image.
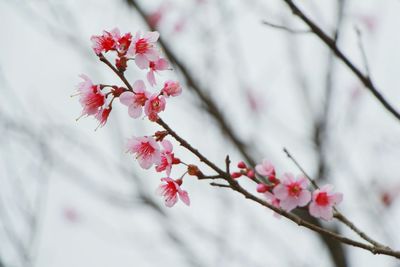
[237,161,247,169]
[175,178,183,186]
[246,170,255,179]
[188,164,202,176]
[231,172,242,179]
[268,175,278,183]
[256,183,270,193]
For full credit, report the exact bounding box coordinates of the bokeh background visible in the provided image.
[1,0,400,266]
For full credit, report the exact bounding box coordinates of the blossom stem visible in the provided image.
[98,54,135,93]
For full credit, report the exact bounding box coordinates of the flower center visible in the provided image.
[315,192,329,206]
[134,93,148,106]
[149,61,156,70]
[101,36,115,51]
[152,99,160,109]
[135,38,150,54]
[288,183,301,197]
[138,142,155,157]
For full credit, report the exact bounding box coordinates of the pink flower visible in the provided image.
[144,94,166,121]
[126,136,161,169]
[127,31,160,69]
[264,191,281,218]
[273,173,311,212]
[255,159,275,177]
[76,75,105,116]
[119,80,151,118]
[309,185,343,221]
[162,80,182,97]
[95,107,111,128]
[157,178,190,207]
[116,32,132,54]
[147,58,169,86]
[90,28,120,55]
[155,140,179,176]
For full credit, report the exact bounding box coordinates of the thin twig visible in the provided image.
[210,182,231,188]
[98,54,134,92]
[355,27,371,77]
[280,0,400,122]
[262,20,311,34]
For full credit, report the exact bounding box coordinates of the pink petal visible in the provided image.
[273,184,288,200]
[146,48,160,61]
[155,58,169,70]
[331,192,343,205]
[147,70,156,86]
[132,80,146,93]
[138,157,153,169]
[119,92,135,106]
[161,140,173,152]
[282,173,295,185]
[298,175,309,188]
[165,194,178,207]
[128,105,142,118]
[135,54,149,69]
[298,190,311,207]
[320,206,334,221]
[145,31,160,42]
[179,190,190,206]
[279,197,298,212]
[309,203,320,218]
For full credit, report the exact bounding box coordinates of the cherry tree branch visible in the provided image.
[279,0,400,122]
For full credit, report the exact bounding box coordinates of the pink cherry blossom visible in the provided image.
[127,31,160,69]
[126,136,161,169]
[116,32,132,54]
[157,178,190,207]
[255,159,275,177]
[264,191,281,218]
[90,28,120,55]
[162,80,182,97]
[147,58,169,86]
[309,185,343,221]
[76,74,105,116]
[95,107,111,128]
[273,173,311,212]
[144,94,166,121]
[155,140,179,176]
[119,80,151,118]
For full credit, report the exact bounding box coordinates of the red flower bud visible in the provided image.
[237,161,247,169]
[231,172,242,179]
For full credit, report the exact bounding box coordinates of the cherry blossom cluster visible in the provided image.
[231,160,343,221]
[74,28,343,216]
[75,28,188,207]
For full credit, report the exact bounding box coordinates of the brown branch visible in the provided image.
[280,0,400,122]
[98,54,134,92]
